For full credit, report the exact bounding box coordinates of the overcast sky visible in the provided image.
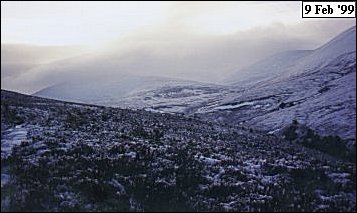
[1,1,355,93]
[1,1,303,46]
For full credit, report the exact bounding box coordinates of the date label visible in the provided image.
[302,1,356,18]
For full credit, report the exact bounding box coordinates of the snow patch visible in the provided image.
[214,102,255,110]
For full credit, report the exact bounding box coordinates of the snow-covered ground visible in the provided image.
[1,125,28,159]
[1,125,29,188]
[1,89,355,212]
[201,50,356,140]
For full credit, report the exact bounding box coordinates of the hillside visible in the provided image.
[224,26,356,85]
[223,50,312,85]
[200,50,356,141]
[198,26,356,141]
[1,89,355,211]
[34,75,227,111]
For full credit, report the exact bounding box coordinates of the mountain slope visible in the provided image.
[199,26,356,141]
[202,51,356,139]
[34,75,225,107]
[223,50,312,85]
[1,89,356,212]
[224,26,356,85]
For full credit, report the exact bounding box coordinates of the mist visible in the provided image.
[1,1,355,94]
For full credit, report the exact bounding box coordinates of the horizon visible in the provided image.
[1,1,356,94]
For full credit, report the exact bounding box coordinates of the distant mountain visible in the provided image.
[303,25,356,69]
[223,50,312,85]
[34,75,227,112]
[200,26,356,141]
[203,51,356,139]
[224,26,356,85]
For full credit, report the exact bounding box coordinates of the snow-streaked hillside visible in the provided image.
[198,26,356,140]
[32,26,356,141]
[1,89,355,212]
[104,84,233,114]
[34,75,225,106]
[303,25,356,69]
[201,51,356,140]
[224,26,356,85]
[223,50,312,85]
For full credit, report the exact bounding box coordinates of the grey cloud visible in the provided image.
[2,20,355,94]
